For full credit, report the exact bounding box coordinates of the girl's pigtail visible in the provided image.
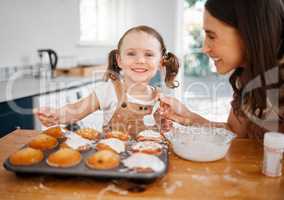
[162,52,180,88]
[104,49,121,81]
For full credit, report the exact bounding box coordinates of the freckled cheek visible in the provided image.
[121,56,135,63]
[151,59,161,67]
[121,61,135,69]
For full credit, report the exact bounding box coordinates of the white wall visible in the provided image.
[125,0,176,51]
[0,0,181,68]
[0,0,79,67]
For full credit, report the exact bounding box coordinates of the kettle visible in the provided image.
[37,49,58,78]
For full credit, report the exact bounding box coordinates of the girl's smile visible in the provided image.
[131,67,148,73]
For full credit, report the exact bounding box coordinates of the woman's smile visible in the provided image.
[202,9,246,74]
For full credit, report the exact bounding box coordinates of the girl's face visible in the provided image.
[202,9,246,74]
[116,31,162,84]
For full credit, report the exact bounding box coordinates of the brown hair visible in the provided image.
[104,25,180,88]
[206,0,284,138]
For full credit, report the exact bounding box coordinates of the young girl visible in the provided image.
[35,25,179,136]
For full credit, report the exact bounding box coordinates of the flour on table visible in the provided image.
[162,181,183,195]
[97,184,128,200]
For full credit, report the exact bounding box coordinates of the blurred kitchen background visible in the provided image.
[0,0,232,136]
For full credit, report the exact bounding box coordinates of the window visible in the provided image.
[182,0,232,122]
[183,0,212,77]
[79,0,126,45]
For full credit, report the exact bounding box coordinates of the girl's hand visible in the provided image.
[33,107,61,127]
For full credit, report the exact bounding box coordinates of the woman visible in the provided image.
[160,0,284,138]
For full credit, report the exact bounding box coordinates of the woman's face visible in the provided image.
[202,9,246,74]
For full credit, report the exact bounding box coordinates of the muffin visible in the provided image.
[28,134,58,150]
[61,131,94,152]
[9,147,44,166]
[60,143,91,152]
[105,130,129,141]
[85,150,120,170]
[96,138,125,153]
[76,128,100,141]
[122,153,165,173]
[46,148,82,168]
[42,126,64,139]
[131,141,163,155]
[136,130,164,143]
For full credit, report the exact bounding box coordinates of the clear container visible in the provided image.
[262,132,284,177]
[167,125,236,162]
[125,83,158,126]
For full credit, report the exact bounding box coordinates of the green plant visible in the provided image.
[183,0,212,76]
[184,26,210,76]
[185,0,203,7]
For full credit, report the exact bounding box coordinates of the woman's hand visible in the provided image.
[159,96,192,126]
[33,107,61,127]
[153,108,173,133]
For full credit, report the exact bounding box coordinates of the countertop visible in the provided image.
[0,76,102,103]
[0,129,284,200]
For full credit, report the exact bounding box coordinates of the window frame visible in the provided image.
[77,0,126,47]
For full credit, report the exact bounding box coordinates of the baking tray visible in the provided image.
[3,133,169,180]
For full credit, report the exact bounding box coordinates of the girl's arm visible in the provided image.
[59,92,101,123]
[35,92,101,126]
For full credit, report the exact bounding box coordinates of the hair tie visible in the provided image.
[163,52,170,60]
[162,48,167,56]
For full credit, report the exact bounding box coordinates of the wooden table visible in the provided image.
[0,130,283,200]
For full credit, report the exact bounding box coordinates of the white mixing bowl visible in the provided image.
[167,125,236,162]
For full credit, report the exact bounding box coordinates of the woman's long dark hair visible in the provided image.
[205,0,284,137]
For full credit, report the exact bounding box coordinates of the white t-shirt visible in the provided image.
[93,80,117,126]
[93,80,156,126]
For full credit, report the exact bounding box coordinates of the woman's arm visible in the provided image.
[226,109,248,137]
[160,96,248,137]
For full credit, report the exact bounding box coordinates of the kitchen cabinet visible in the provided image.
[0,97,34,137]
[33,90,68,130]
[0,76,102,137]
